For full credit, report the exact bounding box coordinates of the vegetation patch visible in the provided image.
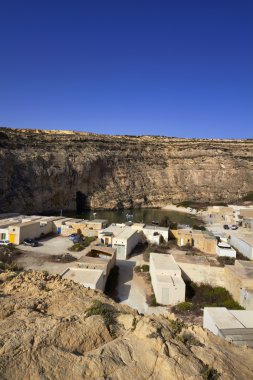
[50,253,77,263]
[189,282,244,310]
[178,332,203,347]
[69,236,96,252]
[85,300,117,328]
[201,364,221,380]
[134,264,149,273]
[175,301,194,313]
[173,282,244,317]
[168,319,186,336]
[217,256,235,266]
[0,245,23,273]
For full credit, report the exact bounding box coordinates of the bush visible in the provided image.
[175,302,193,313]
[85,300,117,327]
[217,256,235,266]
[134,266,142,273]
[69,236,96,252]
[201,364,221,380]
[168,319,186,336]
[134,264,150,273]
[178,332,203,347]
[189,283,244,310]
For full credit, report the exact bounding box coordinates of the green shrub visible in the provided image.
[176,302,193,312]
[201,364,221,380]
[85,300,117,327]
[178,332,203,347]
[69,236,96,252]
[169,319,186,336]
[141,264,149,272]
[189,283,244,310]
[217,256,235,266]
[134,266,141,273]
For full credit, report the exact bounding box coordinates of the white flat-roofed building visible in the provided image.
[216,242,236,258]
[230,235,253,260]
[143,225,169,244]
[99,224,139,259]
[150,252,185,305]
[61,268,104,291]
[203,307,253,347]
[112,227,139,259]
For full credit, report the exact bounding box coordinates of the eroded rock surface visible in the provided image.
[0,128,253,213]
[0,270,253,379]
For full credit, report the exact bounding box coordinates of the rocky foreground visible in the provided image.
[0,271,253,379]
[0,128,253,213]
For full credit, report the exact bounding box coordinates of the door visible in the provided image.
[57,227,61,235]
[115,245,125,259]
[9,234,15,244]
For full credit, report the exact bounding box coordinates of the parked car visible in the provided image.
[231,225,238,230]
[23,239,39,247]
[223,225,230,230]
[69,233,78,241]
[0,240,11,246]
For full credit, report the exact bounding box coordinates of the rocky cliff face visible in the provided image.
[0,270,253,380]
[0,127,253,213]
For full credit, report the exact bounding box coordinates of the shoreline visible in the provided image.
[162,204,193,214]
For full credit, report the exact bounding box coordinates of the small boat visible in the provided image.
[151,220,159,225]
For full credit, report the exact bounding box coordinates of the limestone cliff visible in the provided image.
[0,270,253,380]
[0,127,253,213]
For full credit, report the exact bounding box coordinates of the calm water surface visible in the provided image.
[63,208,202,226]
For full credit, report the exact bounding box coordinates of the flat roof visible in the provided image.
[205,308,244,329]
[101,225,136,239]
[115,227,137,240]
[62,267,103,285]
[101,226,125,236]
[9,219,42,227]
[150,252,180,272]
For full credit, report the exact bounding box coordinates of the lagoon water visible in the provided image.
[63,208,202,226]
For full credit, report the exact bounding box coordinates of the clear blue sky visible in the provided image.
[0,1,252,138]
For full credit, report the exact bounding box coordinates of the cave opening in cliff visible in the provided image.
[76,191,89,213]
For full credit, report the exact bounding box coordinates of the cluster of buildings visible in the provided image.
[98,223,169,259]
[207,205,253,227]
[0,214,109,245]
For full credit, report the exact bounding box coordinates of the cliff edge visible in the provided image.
[0,127,253,213]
